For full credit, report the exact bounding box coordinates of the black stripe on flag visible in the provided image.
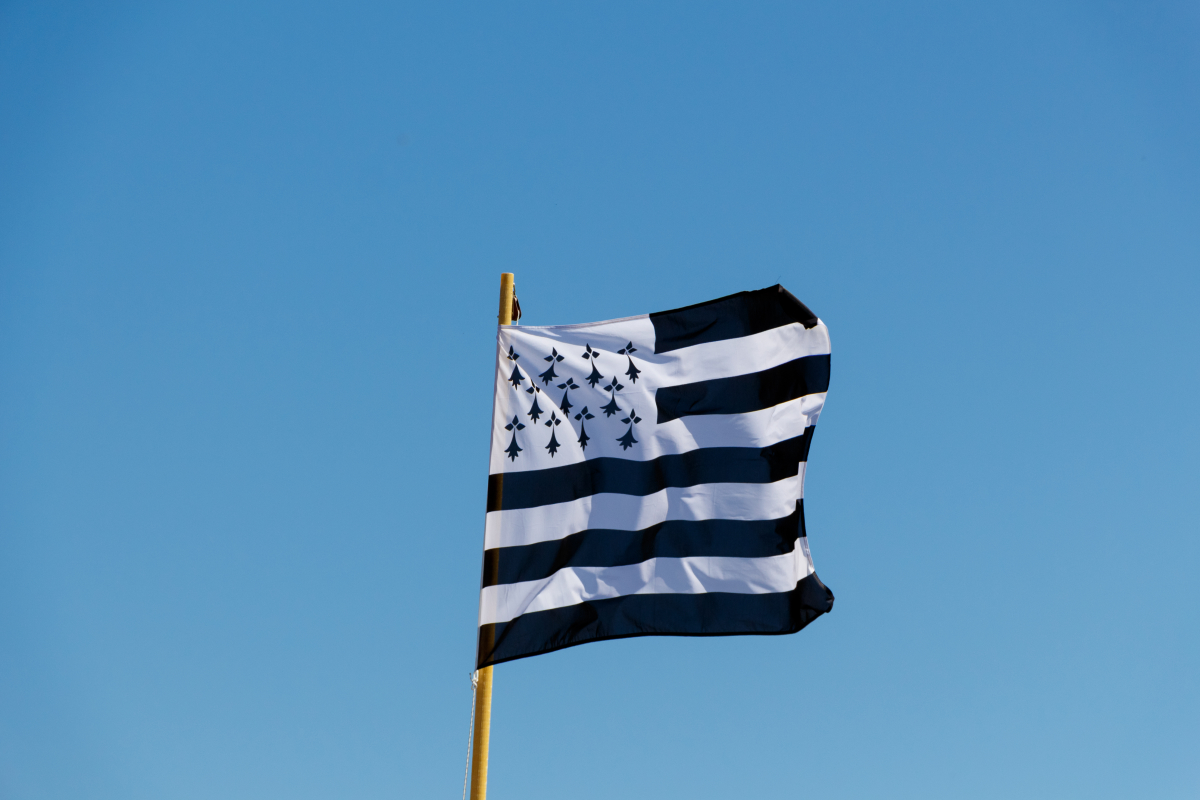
[482,502,806,588]
[476,572,835,668]
[655,354,830,424]
[486,429,814,512]
[649,284,820,354]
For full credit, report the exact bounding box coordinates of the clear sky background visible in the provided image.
[2,2,1198,798]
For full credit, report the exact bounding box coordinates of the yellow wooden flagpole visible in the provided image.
[467,664,493,800]
[470,272,515,800]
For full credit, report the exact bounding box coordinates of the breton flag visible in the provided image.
[477,285,834,668]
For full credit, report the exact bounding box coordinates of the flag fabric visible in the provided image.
[476,285,834,668]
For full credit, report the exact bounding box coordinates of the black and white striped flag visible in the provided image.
[477,285,834,668]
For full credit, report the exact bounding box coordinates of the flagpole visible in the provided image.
[469,272,514,800]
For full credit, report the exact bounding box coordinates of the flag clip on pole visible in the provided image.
[469,272,515,800]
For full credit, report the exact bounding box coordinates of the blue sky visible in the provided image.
[2,2,1197,798]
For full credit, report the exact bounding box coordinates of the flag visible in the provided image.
[477,285,834,668]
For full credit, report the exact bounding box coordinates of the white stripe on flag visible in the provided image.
[637,322,830,386]
[484,471,804,550]
[491,392,825,473]
[497,320,829,395]
[500,319,829,381]
[479,548,816,625]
